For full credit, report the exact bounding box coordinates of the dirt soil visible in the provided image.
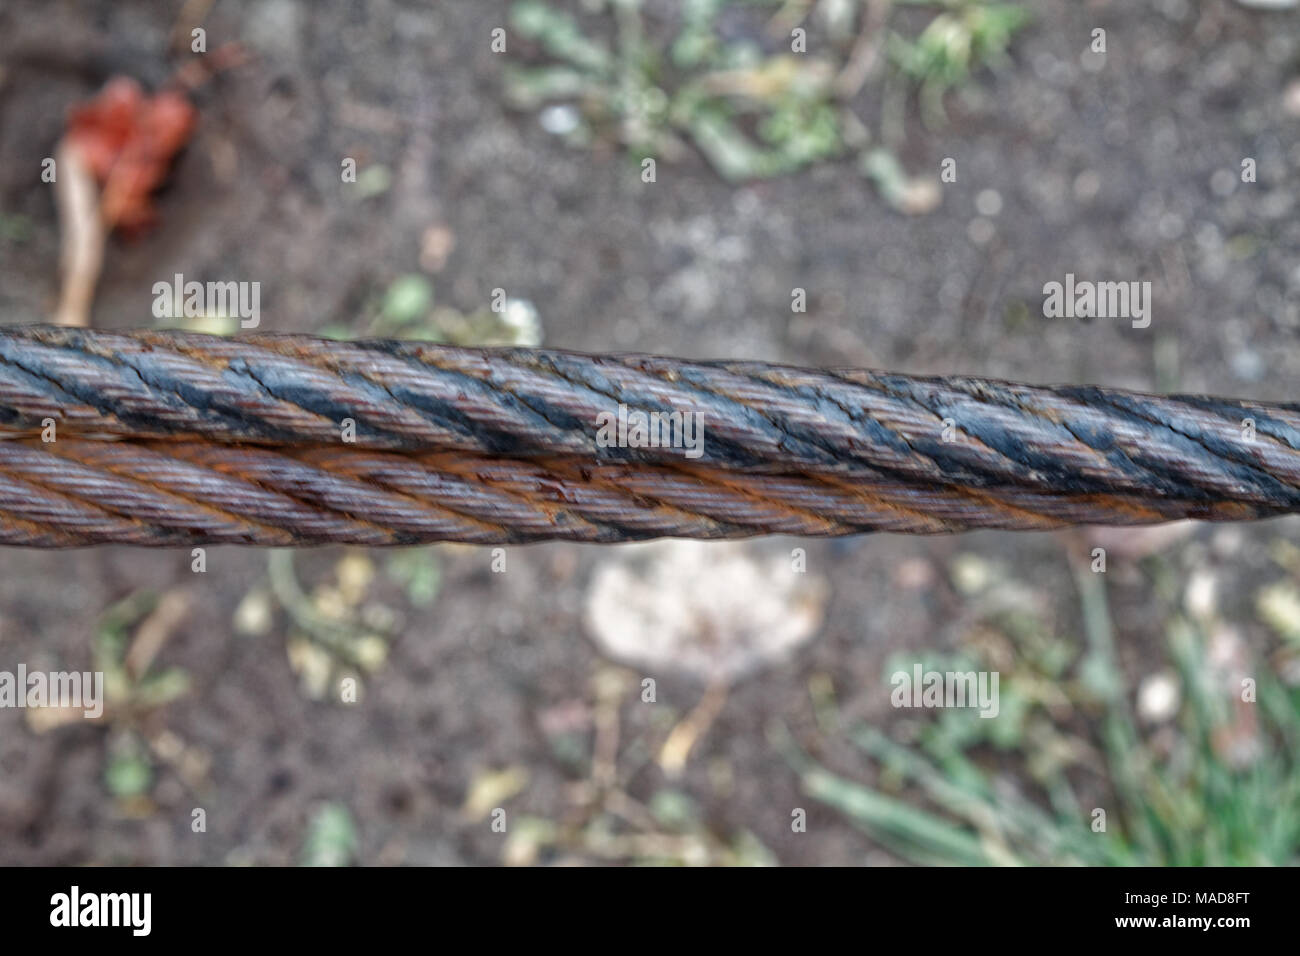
[0,0,1297,864]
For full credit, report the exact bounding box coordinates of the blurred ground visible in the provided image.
[0,0,1297,864]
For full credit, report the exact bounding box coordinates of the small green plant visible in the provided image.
[507,0,846,181]
[781,546,1300,865]
[890,0,1028,122]
[505,0,1029,195]
[319,273,542,347]
[56,590,192,804]
[301,802,359,867]
[504,666,774,865]
[261,550,399,701]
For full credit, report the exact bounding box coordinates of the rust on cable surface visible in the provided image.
[0,325,1296,546]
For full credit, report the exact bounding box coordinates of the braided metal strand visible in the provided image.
[0,439,1282,547]
[0,326,1295,546]
[1,326,1297,504]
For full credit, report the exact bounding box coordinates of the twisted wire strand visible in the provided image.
[0,439,1281,547]
[0,326,1295,546]
[3,326,1299,500]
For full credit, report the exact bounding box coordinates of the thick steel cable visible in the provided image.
[0,326,1296,546]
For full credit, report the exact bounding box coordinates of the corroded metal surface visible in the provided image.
[0,327,1295,546]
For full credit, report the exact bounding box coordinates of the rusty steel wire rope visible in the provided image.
[0,325,1296,546]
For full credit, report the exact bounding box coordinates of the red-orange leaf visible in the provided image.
[63,76,197,236]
